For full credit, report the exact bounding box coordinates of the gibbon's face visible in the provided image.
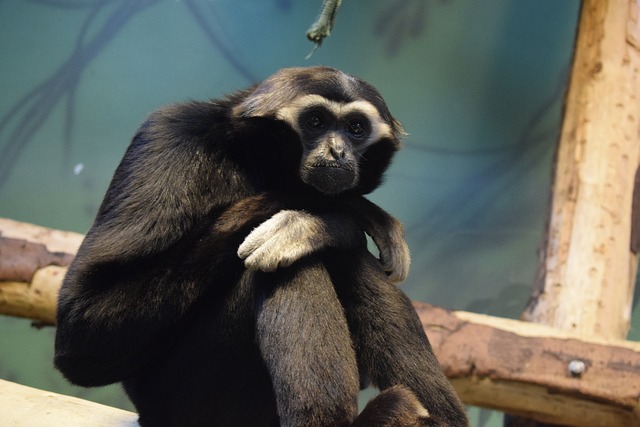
[275,94,394,195]
[232,66,405,195]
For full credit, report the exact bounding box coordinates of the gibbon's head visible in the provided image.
[233,67,405,196]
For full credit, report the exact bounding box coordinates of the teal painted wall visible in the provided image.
[3,1,628,426]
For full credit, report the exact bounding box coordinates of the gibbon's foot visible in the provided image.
[353,385,451,427]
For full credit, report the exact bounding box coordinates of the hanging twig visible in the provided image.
[305,0,342,58]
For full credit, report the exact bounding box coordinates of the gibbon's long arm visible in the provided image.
[55,102,260,386]
[239,199,410,283]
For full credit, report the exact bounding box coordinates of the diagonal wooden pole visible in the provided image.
[513,1,640,425]
[523,0,640,342]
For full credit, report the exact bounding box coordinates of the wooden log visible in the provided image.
[2,218,640,425]
[513,1,640,425]
[0,266,65,324]
[0,218,82,324]
[1,297,638,426]
[523,0,640,338]
[416,303,640,426]
[0,218,83,255]
[0,379,138,427]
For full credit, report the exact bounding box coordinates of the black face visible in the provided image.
[235,66,403,196]
[297,106,373,195]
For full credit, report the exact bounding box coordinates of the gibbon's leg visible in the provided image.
[254,257,360,427]
[328,248,469,427]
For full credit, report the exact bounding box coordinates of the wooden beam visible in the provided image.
[2,219,640,425]
[0,266,64,325]
[513,1,640,425]
[0,379,138,427]
[415,303,640,426]
[0,218,81,324]
[523,0,640,338]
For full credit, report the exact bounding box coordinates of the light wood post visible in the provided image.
[514,1,640,425]
[523,0,640,340]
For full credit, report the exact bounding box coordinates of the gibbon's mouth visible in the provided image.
[310,161,354,171]
[303,164,357,195]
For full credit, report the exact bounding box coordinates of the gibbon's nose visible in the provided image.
[329,136,345,159]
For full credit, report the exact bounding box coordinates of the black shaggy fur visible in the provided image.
[54,67,468,426]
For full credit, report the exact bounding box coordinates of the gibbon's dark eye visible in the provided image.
[346,119,368,139]
[304,112,326,131]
